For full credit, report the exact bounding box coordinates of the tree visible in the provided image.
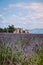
[3,28,7,32]
[0,28,3,32]
[7,25,15,33]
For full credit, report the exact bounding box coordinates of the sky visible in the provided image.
[0,0,43,30]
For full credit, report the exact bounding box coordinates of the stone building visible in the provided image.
[22,29,29,33]
[13,28,29,34]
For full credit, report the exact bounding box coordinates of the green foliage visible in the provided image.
[0,25,15,33]
[3,28,7,32]
[22,61,28,65]
[37,45,43,65]
[0,38,43,65]
[37,55,43,65]
[7,25,15,33]
[21,37,29,44]
[0,28,4,32]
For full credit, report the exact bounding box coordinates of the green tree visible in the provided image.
[7,25,15,33]
[0,28,3,32]
[3,28,7,32]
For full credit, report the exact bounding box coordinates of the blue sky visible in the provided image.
[0,0,43,30]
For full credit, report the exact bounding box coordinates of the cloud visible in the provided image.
[4,2,43,11]
[0,15,4,22]
[4,2,43,19]
[1,2,43,29]
[0,14,7,24]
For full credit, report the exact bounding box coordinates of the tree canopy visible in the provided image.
[0,25,15,33]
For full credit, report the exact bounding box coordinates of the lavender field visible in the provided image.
[0,33,43,65]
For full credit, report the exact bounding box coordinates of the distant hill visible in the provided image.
[30,28,43,34]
